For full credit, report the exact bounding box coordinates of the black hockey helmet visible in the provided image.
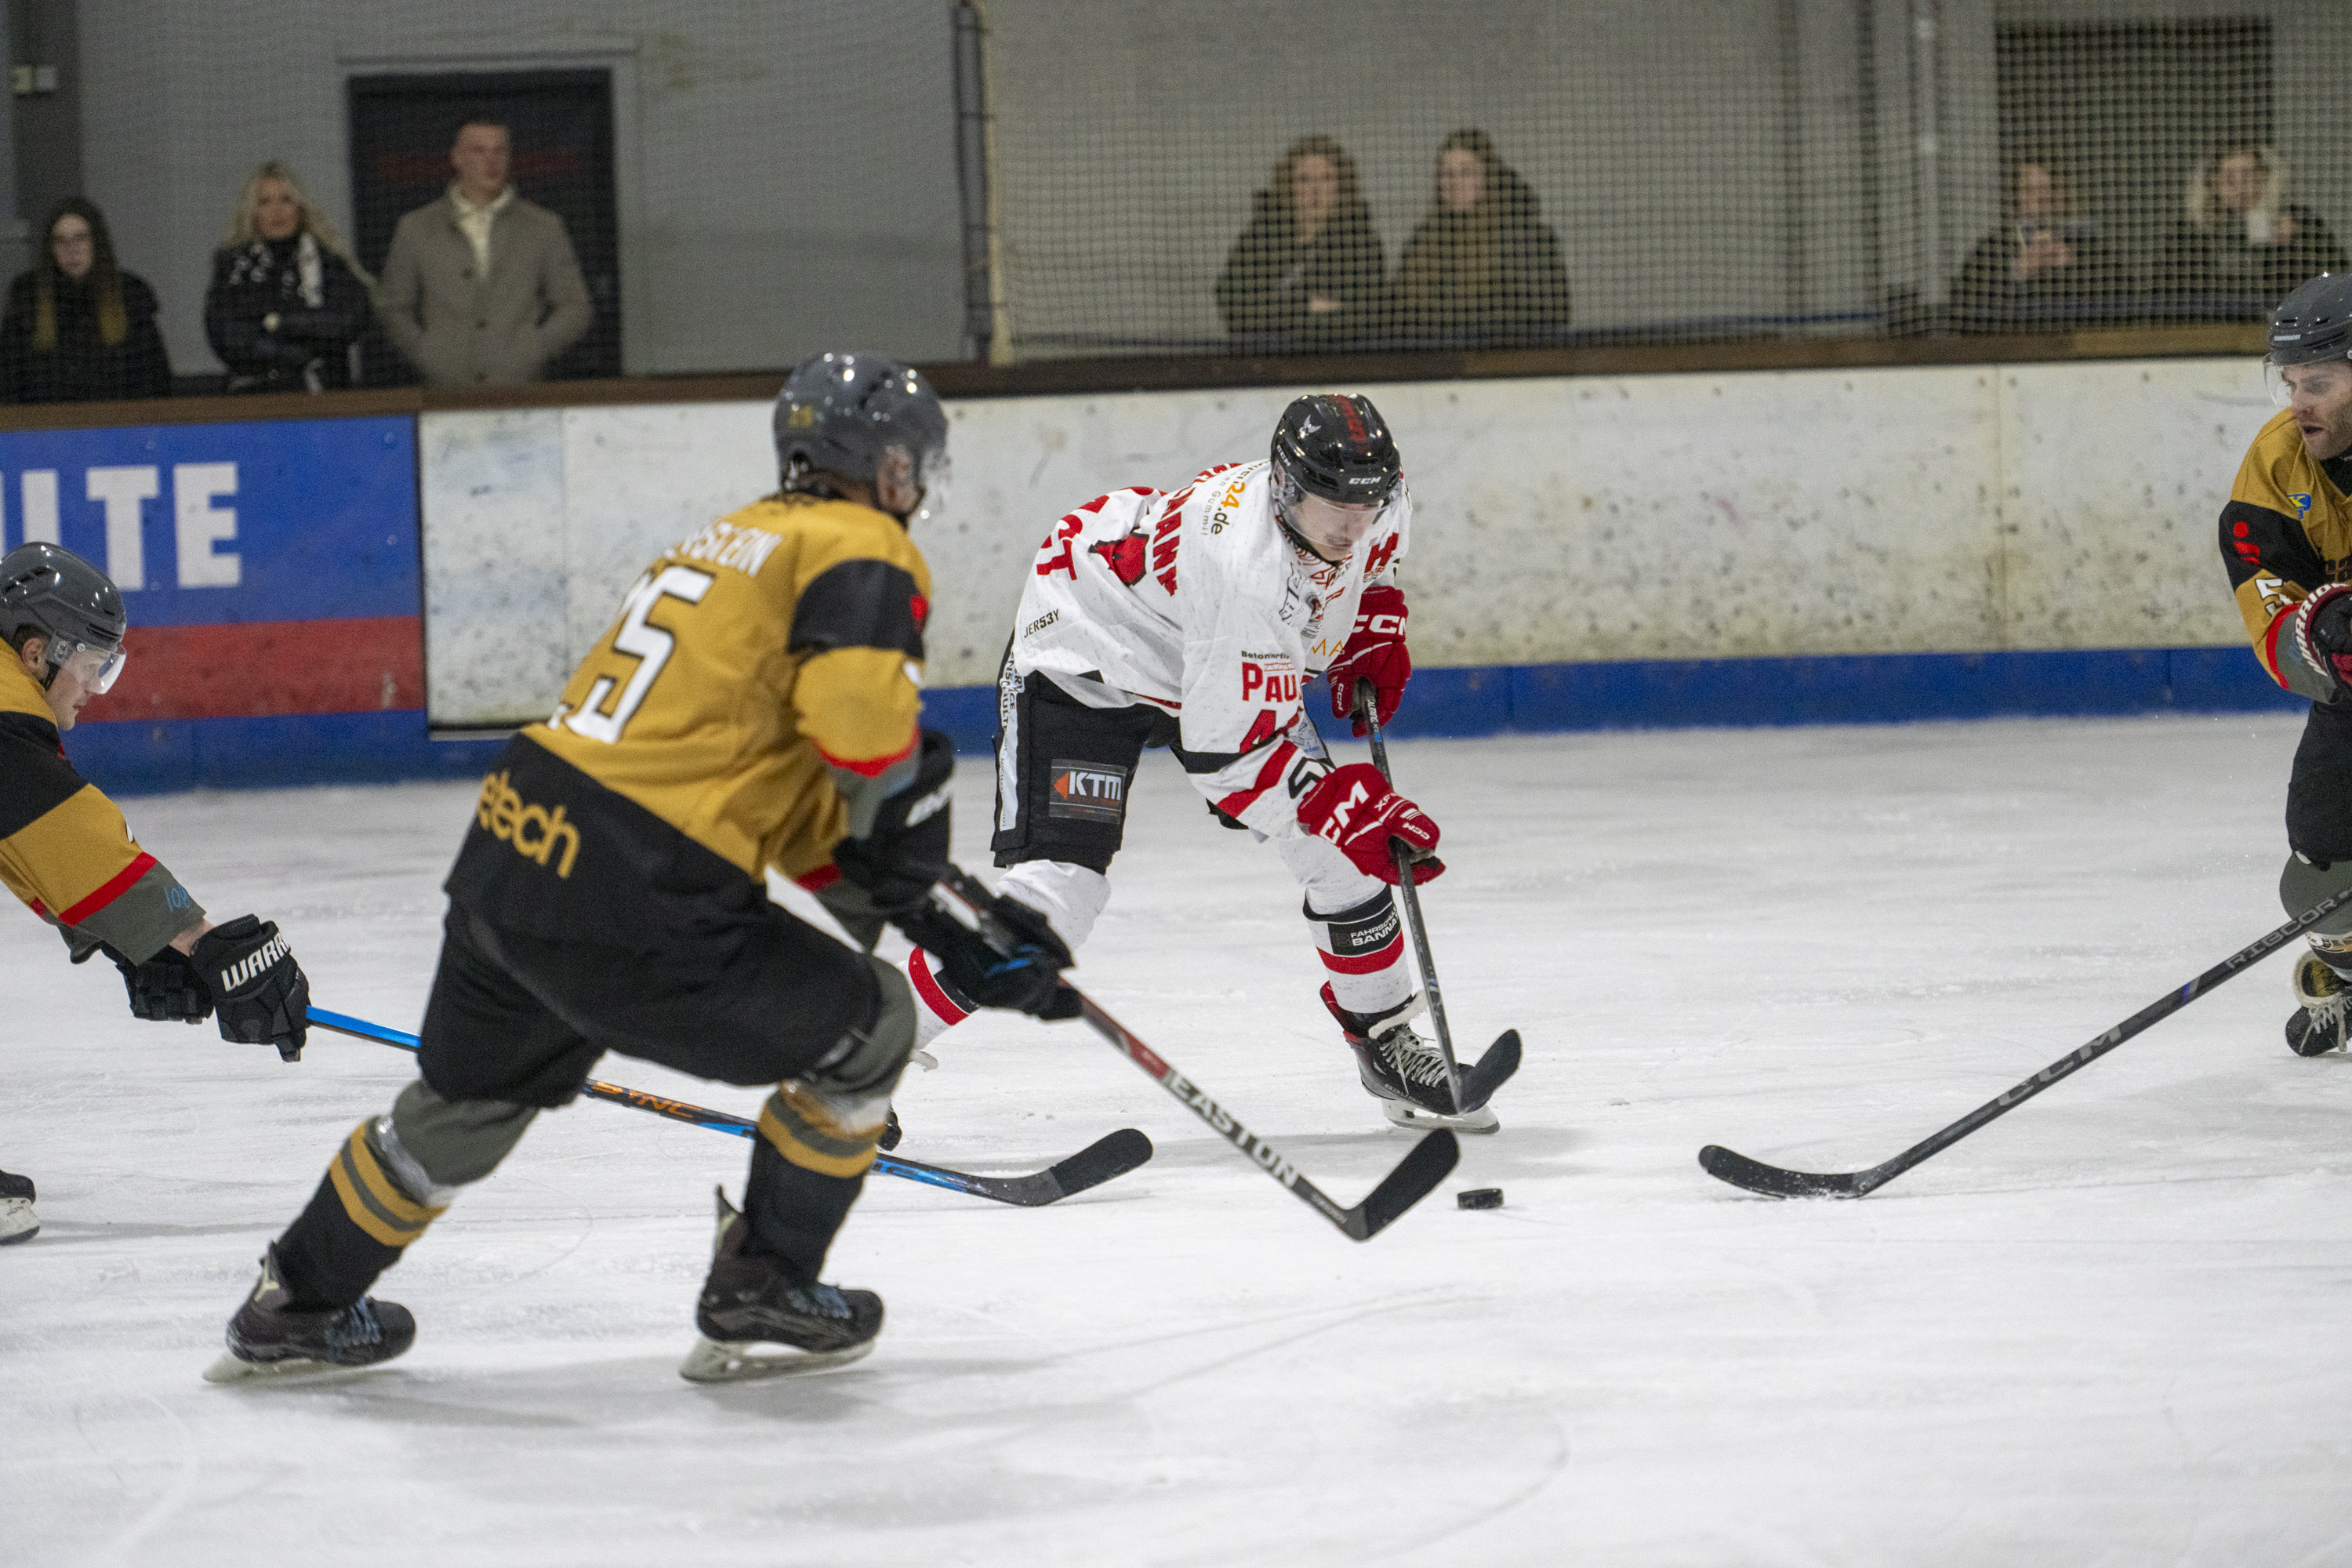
[773,350,949,518]
[1269,393,1401,524]
[2266,274,2352,406]
[2,542,127,689]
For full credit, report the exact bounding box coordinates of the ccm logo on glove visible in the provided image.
[1297,762,1443,886]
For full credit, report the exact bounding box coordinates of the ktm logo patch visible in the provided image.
[1047,759,1129,824]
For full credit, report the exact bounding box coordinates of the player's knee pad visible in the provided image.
[763,953,918,1174]
[2281,852,2352,941]
[382,1078,539,1197]
[1279,828,1388,913]
[993,859,1110,950]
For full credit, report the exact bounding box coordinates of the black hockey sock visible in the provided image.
[274,1121,445,1308]
[741,1118,868,1283]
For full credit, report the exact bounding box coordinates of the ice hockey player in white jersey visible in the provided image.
[902,393,1497,1132]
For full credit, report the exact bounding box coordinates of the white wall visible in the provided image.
[419,356,2270,727]
[75,0,966,378]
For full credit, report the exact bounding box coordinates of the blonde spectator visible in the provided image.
[2156,144,2346,310]
[205,162,376,394]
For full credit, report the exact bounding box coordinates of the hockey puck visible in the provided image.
[1457,1187,1504,1210]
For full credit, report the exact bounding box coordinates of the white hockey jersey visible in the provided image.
[1005,459,1410,840]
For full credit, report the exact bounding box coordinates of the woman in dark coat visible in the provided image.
[205,160,374,394]
[2154,145,2347,314]
[1391,129,1572,344]
[0,198,173,404]
[1215,134,1385,343]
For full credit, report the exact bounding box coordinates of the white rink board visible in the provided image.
[420,360,2270,726]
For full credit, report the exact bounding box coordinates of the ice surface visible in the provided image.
[6,715,2352,1567]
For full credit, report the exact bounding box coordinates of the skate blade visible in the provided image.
[1380,1100,1500,1135]
[202,1351,390,1385]
[678,1334,876,1385]
[0,1198,38,1245]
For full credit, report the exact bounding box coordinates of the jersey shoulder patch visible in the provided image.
[789,557,927,660]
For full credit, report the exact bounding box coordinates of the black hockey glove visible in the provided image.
[71,935,214,1024]
[898,887,1078,1018]
[189,916,310,1062]
[831,728,956,917]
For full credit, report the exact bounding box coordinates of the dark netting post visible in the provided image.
[952,0,1004,365]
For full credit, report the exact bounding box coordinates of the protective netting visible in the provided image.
[969,0,2352,360]
[5,0,2348,397]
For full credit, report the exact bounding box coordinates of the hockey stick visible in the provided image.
[1353,682,1522,1116]
[1697,882,2352,1199]
[929,872,1459,1240]
[303,1006,1152,1207]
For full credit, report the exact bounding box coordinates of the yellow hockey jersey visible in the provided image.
[2222,408,2352,699]
[446,492,931,943]
[0,655,203,960]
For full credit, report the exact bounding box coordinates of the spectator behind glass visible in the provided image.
[1215,134,1385,342]
[1948,159,2113,332]
[2156,145,2347,312]
[1391,129,1572,345]
[205,162,376,394]
[377,112,592,386]
[0,199,172,404]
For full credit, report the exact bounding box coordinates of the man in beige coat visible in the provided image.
[378,116,593,386]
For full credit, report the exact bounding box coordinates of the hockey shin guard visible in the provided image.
[1306,888,1414,1018]
[274,1083,535,1308]
[745,1084,880,1281]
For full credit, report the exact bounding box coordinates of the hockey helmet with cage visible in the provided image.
[2265,272,2352,406]
[772,350,950,520]
[1269,393,1401,526]
[1,542,127,692]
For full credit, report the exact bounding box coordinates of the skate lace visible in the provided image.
[1377,1024,1451,1090]
[325,1300,385,1353]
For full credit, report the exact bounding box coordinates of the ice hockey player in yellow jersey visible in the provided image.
[2,541,314,1246]
[207,353,1073,1383]
[2218,271,2352,1056]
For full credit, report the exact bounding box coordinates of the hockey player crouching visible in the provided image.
[209,353,1073,1381]
[1,543,313,1246]
[896,393,1494,1133]
[2224,271,2352,1055]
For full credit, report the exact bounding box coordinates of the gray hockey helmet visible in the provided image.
[2270,272,2352,366]
[2,541,125,654]
[772,351,949,517]
[2266,274,2352,406]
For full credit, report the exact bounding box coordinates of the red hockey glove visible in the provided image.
[1326,584,1411,735]
[1298,763,1443,886]
[2290,584,2352,695]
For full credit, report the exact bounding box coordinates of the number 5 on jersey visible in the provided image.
[554,565,716,743]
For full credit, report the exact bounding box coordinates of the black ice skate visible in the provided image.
[680,1187,883,1383]
[1323,983,1499,1134]
[203,1243,416,1382]
[0,1168,37,1246]
[2286,950,2351,1056]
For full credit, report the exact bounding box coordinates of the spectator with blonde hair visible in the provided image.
[2155,144,2344,312]
[0,198,172,404]
[1391,129,1571,345]
[1216,133,1385,343]
[205,161,376,394]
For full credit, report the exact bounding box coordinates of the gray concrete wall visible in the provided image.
[73,0,966,378]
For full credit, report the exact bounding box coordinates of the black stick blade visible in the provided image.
[1697,1144,1869,1199]
[1343,1129,1461,1240]
[1456,1029,1523,1113]
[1042,1127,1155,1200]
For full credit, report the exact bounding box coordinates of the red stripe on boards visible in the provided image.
[80,618,425,724]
